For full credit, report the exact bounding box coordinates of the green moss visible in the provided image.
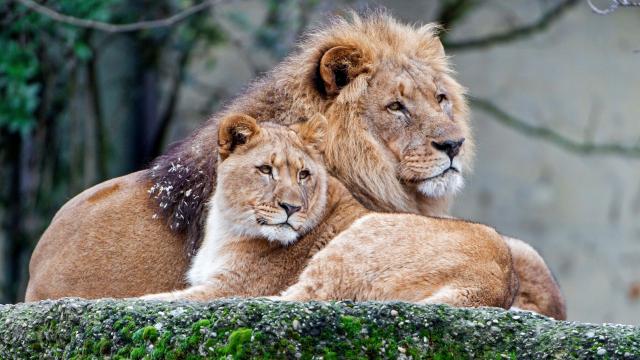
[93,338,111,355]
[148,331,173,359]
[164,349,181,360]
[130,346,146,359]
[142,326,159,341]
[339,315,362,337]
[29,341,42,351]
[191,319,211,332]
[186,334,200,348]
[323,348,338,360]
[220,328,253,359]
[115,316,137,339]
[114,345,132,359]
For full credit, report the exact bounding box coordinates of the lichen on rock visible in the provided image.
[0,298,638,359]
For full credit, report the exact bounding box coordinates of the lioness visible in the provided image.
[26,12,564,319]
[143,113,517,309]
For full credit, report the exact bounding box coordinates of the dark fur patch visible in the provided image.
[229,129,248,153]
[146,130,217,257]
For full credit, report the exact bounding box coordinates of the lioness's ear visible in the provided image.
[293,114,327,152]
[218,114,260,160]
[319,46,369,97]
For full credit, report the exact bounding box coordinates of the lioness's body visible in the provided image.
[281,213,515,309]
[26,12,565,319]
[146,182,516,309]
[143,177,367,301]
[145,116,516,309]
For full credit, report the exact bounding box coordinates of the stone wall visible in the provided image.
[1,299,638,359]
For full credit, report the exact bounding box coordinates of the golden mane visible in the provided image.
[147,10,471,254]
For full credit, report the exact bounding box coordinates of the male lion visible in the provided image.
[143,113,517,310]
[26,12,564,319]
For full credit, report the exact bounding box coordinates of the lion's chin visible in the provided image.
[258,225,300,246]
[417,170,465,198]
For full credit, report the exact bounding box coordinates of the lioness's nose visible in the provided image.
[279,202,301,217]
[432,138,465,159]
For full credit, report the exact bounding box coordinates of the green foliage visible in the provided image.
[0,39,40,134]
[0,0,120,134]
[0,0,226,136]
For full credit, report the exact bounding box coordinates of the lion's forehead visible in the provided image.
[260,127,305,148]
[248,133,313,171]
[372,64,438,95]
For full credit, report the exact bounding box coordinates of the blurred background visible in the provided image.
[0,0,638,324]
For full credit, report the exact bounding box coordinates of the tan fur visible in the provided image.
[279,214,516,309]
[144,116,516,309]
[26,12,562,319]
[506,237,567,319]
[25,172,189,300]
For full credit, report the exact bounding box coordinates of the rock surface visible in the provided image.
[0,298,638,359]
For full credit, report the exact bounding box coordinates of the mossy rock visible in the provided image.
[0,298,638,359]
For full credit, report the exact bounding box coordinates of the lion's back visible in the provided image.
[25,171,189,301]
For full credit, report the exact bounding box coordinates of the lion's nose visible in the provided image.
[432,138,465,159]
[279,202,302,217]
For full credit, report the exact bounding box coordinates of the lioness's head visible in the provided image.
[303,12,474,213]
[212,113,328,245]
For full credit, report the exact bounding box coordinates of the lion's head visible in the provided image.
[211,113,328,245]
[299,12,474,214]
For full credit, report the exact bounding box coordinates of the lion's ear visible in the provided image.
[432,37,445,58]
[417,23,445,58]
[293,113,327,152]
[218,114,260,160]
[319,46,369,97]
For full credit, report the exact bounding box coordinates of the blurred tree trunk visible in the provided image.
[1,131,27,303]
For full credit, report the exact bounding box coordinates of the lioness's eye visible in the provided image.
[436,93,448,103]
[387,101,405,112]
[257,165,272,175]
[299,169,311,180]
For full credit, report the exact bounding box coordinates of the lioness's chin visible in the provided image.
[417,171,465,198]
[259,226,300,246]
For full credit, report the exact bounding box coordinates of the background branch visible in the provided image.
[14,0,223,33]
[471,97,640,158]
[444,0,579,51]
[148,44,196,159]
[435,0,478,39]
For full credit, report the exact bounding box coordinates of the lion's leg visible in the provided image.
[276,282,321,302]
[276,268,332,302]
[140,286,205,301]
[506,237,567,320]
[140,272,244,301]
[141,284,224,302]
[417,286,484,308]
[275,251,348,302]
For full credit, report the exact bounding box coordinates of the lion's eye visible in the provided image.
[387,101,405,112]
[257,165,272,175]
[299,169,311,180]
[436,93,448,104]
